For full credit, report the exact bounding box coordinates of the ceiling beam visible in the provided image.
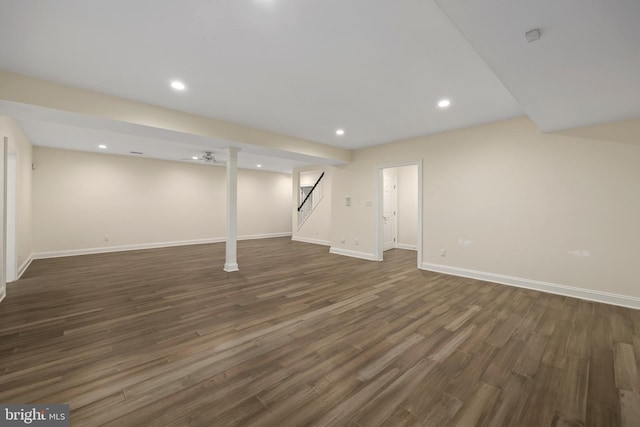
[551,117,640,147]
[0,71,352,164]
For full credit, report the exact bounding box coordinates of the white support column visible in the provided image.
[224,147,240,272]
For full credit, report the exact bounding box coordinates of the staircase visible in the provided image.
[297,171,325,228]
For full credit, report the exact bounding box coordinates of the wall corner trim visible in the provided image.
[292,236,331,246]
[329,247,377,261]
[17,255,34,279]
[421,262,640,310]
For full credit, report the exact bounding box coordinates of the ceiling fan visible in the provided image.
[181,151,224,164]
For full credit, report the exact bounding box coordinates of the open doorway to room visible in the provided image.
[382,169,398,252]
[376,161,422,268]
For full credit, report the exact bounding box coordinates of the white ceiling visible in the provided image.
[435,0,640,132]
[0,0,637,171]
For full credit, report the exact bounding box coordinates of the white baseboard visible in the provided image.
[33,233,292,260]
[33,238,224,259]
[17,254,34,279]
[396,244,417,251]
[421,262,640,310]
[329,247,378,261]
[239,232,291,241]
[292,236,331,246]
[0,286,5,303]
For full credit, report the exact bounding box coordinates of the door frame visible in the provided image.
[374,160,423,268]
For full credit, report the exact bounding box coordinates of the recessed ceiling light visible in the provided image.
[336,129,345,136]
[171,81,186,90]
[257,164,262,168]
[192,156,199,160]
[438,99,451,108]
[98,144,107,149]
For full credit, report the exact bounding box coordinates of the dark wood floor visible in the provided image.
[1,238,639,426]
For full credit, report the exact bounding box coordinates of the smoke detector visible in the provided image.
[525,28,541,43]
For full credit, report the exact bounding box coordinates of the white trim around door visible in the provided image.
[374,160,423,269]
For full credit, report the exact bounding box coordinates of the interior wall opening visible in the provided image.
[376,162,422,268]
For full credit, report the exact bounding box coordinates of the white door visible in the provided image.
[383,171,397,251]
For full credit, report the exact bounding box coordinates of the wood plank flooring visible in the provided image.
[1,237,639,426]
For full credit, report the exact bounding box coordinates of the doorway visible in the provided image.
[376,161,422,268]
[382,169,397,251]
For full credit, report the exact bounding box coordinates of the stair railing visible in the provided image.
[297,172,325,227]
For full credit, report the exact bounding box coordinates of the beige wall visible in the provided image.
[33,147,291,254]
[238,168,292,237]
[292,166,333,245]
[300,170,323,187]
[0,116,33,280]
[331,117,640,299]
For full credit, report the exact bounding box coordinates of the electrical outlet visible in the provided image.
[341,238,346,244]
[354,238,359,245]
[104,235,110,242]
[440,249,446,257]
